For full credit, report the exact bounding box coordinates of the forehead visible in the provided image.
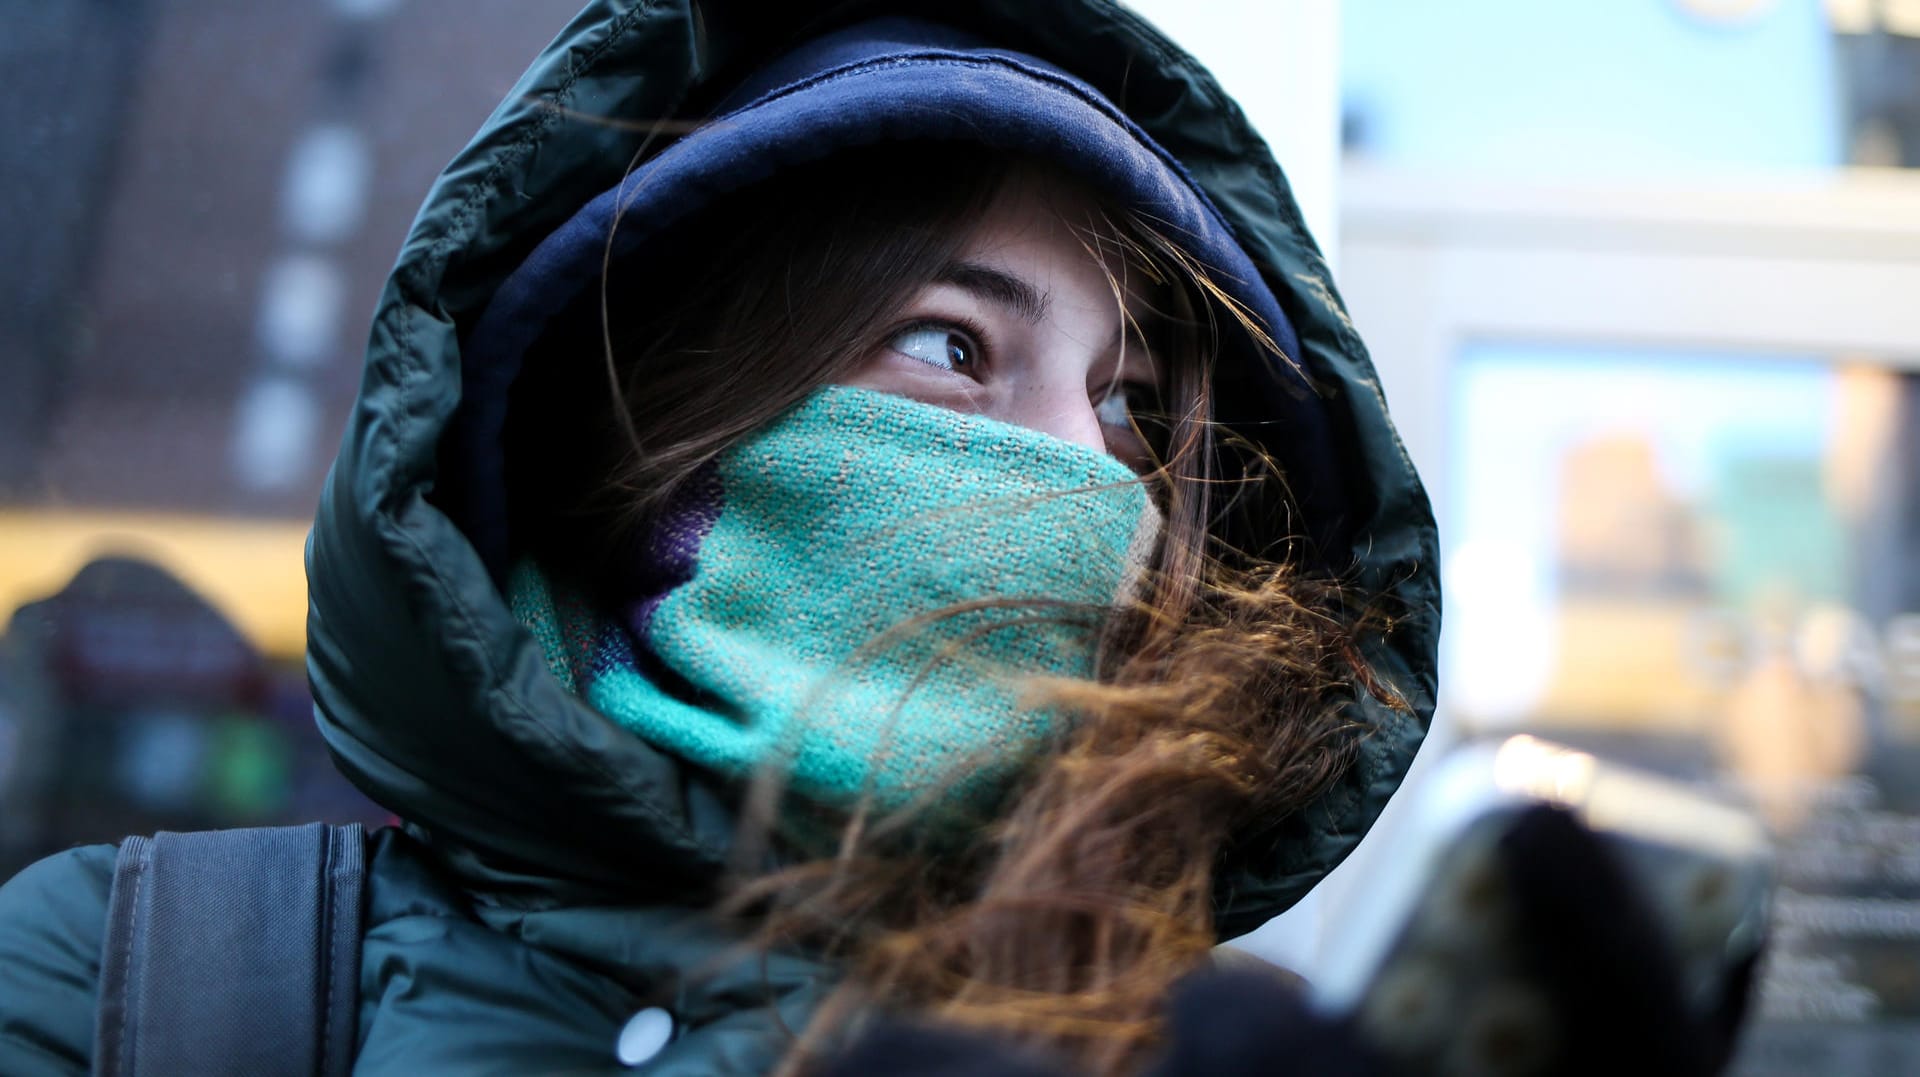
[967,164,1114,252]
[958,164,1166,315]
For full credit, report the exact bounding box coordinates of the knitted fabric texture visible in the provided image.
[510,386,1160,812]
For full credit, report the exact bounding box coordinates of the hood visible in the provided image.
[307,0,1438,936]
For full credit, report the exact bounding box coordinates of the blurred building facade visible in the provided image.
[3,0,582,518]
[0,0,584,877]
[1323,2,1920,1071]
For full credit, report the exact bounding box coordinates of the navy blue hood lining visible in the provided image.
[452,17,1334,578]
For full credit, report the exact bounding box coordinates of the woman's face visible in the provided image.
[842,170,1163,470]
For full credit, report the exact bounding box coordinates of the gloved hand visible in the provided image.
[1493,804,1761,1077]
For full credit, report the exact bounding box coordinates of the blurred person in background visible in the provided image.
[0,2,1756,1074]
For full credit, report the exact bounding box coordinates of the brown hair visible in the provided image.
[510,144,1396,1074]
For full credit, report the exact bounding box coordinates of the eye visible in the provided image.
[1094,381,1158,429]
[887,323,978,373]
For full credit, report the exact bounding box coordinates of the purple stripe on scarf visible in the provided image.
[622,462,725,642]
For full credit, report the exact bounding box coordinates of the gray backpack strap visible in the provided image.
[93,823,368,1077]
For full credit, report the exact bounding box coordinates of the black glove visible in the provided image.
[1494,804,1761,1077]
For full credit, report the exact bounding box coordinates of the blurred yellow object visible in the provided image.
[1711,652,1868,829]
[1529,598,1722,732]
[0,511,310,658]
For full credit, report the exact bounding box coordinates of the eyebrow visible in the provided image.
[934,260,1158,377]
[937,261,1051,325]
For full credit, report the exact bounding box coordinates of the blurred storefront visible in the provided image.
[0,0,585,877]
[1325,1,1920,1071]
[0,555,363,872]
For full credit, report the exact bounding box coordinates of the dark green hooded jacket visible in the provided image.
[0,2,1437,1073]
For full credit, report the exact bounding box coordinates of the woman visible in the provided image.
[0,3,1444,1074]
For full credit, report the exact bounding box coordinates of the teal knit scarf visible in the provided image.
[510,386,1160,813]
